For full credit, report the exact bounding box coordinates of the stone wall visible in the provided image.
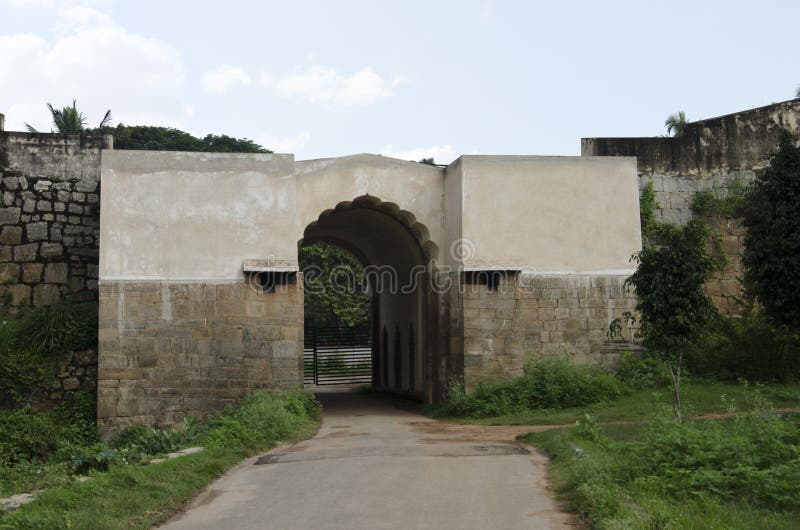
[582,99,800,225]
[1,127,112,308]
[97,278,304,434]
[582,99,800,316]
[461,272,637,389]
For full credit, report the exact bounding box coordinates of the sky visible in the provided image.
[1,0,798,163]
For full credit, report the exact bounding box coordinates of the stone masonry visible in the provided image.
[583,99,800,315]
[462,272,638,389]
[97,278,304,434]
[0,126,111,308]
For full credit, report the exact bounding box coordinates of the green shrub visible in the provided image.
[527,389,800,528]
[615,352,668,389]
[0,393,99,466]
[686,315,800,382]
[0,302,98,406]
[439,358,629,417]
[205,390,319,448]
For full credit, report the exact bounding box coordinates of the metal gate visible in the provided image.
[303,327,372,385]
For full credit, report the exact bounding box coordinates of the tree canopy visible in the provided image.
[107,124,270,153]
[299,243,370,329]
[742,132,800,327]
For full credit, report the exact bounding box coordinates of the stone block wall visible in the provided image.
[461,272,638,390]
[583,99,800,315]
[1,130,111,308]
[97,278,304,434]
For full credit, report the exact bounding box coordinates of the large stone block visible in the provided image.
[0,207,20,225]
[0,226,22,245]
[44,262,69,283]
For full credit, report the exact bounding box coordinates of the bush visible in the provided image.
[0,392,99,466]
[528,389,800,528]
[615,352,668,389]
[686,315,800,382]
[0,301,98,406]
[204,390,320,448]
[439,358,629,417]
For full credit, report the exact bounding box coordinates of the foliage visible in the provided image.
[625,220,716,420]
[106,124,270,153]
[299,242,370,329]
[685,314,800,382]
[615,351,668,389]
[0,390,319,529]
[524,390,800,529]
[0,302,98,406]
[436,358,628,417]
[638,181,659,241]
[741,132,800,328]
[419,157,436,165]
[664,110,688,137]
[25,100,111,134]
[690,178,748,218]
[0,392,98,467]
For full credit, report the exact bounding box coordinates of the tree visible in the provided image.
[25,100,111,133]
[664,111,688,137]
[299,243,370,329]
[742,132,800,328]
[625,220,716,421]
[419,157,436,165]
[107,124,270,153]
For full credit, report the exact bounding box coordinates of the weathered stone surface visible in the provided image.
[0,207,20,225]
[39,242,63,258]
[13,243,37,261]
[21,263,44,283]
[0,226,22,244]
[44,262,68,283]
[33,284,60,305]
[0,263,20,283]
[26,222,48,241]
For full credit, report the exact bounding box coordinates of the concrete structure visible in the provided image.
[96,149,640,432]
[583,98,800,314]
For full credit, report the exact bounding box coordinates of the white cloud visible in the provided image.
[56,6,113,33]
[256,131,311,154]
[202,64,251,94]
[0,9,189,131]
[381,144,458,164]
[261,66,405,106]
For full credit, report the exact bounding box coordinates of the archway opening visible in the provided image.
[299,196,436,400]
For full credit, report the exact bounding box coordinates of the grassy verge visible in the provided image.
[439,381,800,425]
[522,407,800,529]
[0,390,320,529]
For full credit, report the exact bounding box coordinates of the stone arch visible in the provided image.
[299,195,442,400]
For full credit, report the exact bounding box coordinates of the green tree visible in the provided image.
[299,243,370,329]
[742,132,800,328]
[419,157,436,165]
[664,111,688,137]
[25,100,111,133]
[107,124,270,153]
[625,221,716,421]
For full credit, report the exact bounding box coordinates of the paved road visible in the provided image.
[162,389,571,530]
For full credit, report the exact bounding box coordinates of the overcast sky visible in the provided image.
[1,0,798,162]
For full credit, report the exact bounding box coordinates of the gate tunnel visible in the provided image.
[300,195,439,400]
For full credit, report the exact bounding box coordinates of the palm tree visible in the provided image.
[25,100,112,133]
[665,111,688,137]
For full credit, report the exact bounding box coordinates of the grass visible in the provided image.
[0,391,320,529]
[437,381,800,426]
[522,410,800,529]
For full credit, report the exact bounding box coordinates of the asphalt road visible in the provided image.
[161,388,571,530]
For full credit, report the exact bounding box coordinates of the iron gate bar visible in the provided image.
[304,326,372,386]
